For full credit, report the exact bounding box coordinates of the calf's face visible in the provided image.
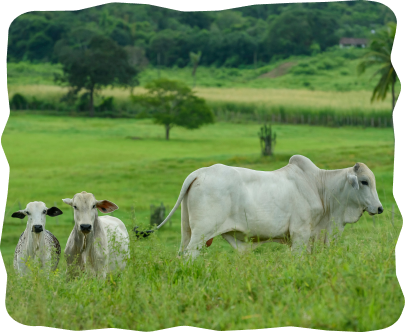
[63,192,118,235]
[11,201,63,233]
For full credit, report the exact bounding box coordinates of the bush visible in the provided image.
[10,93,28,109]
[290,63,317,75]
[96,96,115,112]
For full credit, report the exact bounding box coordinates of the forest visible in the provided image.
[7,1,396,67]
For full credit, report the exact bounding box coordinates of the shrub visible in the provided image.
[10,93,28,109]
[96,97,115,112]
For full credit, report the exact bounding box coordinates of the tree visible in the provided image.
[55,34,139,116]
[132,78,214,140]
[357,22,398,110]
[189,51,201,87]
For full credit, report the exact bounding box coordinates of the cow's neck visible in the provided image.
[74,215,103,266]
[24,226,45,259]
[319,168,364,228]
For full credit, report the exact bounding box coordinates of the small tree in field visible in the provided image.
[55,34,139,117]
[132,78,214,140]
[258,124,276,156]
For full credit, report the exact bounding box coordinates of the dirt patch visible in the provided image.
[259,62,296,79]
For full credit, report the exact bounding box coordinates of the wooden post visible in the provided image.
[54,201,59,225]
[391,204,395,228]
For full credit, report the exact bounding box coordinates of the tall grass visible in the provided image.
[4,213,403,331]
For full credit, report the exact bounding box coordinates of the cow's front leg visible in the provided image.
[290,229,312,254]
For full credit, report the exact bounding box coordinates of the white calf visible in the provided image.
[12,201,63,275]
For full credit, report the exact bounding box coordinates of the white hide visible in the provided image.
[156,155,383,258]
[13,202,62,275]
[63,191,130,278]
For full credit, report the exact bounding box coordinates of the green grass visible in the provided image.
[1,114,403,330]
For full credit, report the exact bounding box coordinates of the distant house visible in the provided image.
[339,38,368,48]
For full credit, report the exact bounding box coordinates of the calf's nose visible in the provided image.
[80,224,92,233]
[378,206,384,214]
[33,225,43,233]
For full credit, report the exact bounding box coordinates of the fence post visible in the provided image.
[54,201,59,225]
[391,204,395,228]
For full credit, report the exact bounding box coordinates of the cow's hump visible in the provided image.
[288,155,319,174]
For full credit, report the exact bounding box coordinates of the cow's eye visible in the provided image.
[43,210,46,214]
[361,181,369,186]
[92,205,96,209]
[26,211,30,215]
[74,206,77,210]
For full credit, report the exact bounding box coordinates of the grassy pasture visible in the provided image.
[1,114,403,330]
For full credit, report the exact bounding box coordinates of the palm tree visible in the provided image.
[358,22,398,111]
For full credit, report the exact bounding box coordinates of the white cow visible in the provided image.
[138,155,383,258]
[12,201,63,275]
[63,191,130,278]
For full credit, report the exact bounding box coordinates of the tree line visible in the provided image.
[8,2,395,67]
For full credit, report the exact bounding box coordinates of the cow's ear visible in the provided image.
[354,163,360,173]
[96,200,119,213]
[47,207,63,217]
[348,174,359,190]
[12,210,26,219]
[62,198,73,206]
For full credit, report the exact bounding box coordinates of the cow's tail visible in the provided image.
[134,171,199,239]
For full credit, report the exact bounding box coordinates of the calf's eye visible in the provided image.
[26,211,30,215]
[92,205,96,209]
[74,206,77,209]
[43,210,46,214]
[361,181,369,186]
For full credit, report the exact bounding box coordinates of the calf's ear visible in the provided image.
[47,207,63,217]
[62,198,73,206]
[12,210,26,219]
[96,200,119,213]
[348,174,359,190]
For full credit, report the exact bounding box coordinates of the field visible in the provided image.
[1,114,403,330]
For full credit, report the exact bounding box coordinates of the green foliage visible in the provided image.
[9,93,28,109]
[358,22,398,109]
[7,2,396,67]
[55,34,139,115]
[132,78,214,139]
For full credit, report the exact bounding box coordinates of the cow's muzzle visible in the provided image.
[33,225,43,233]
[378,206,384,214]
[80,224,92,233]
